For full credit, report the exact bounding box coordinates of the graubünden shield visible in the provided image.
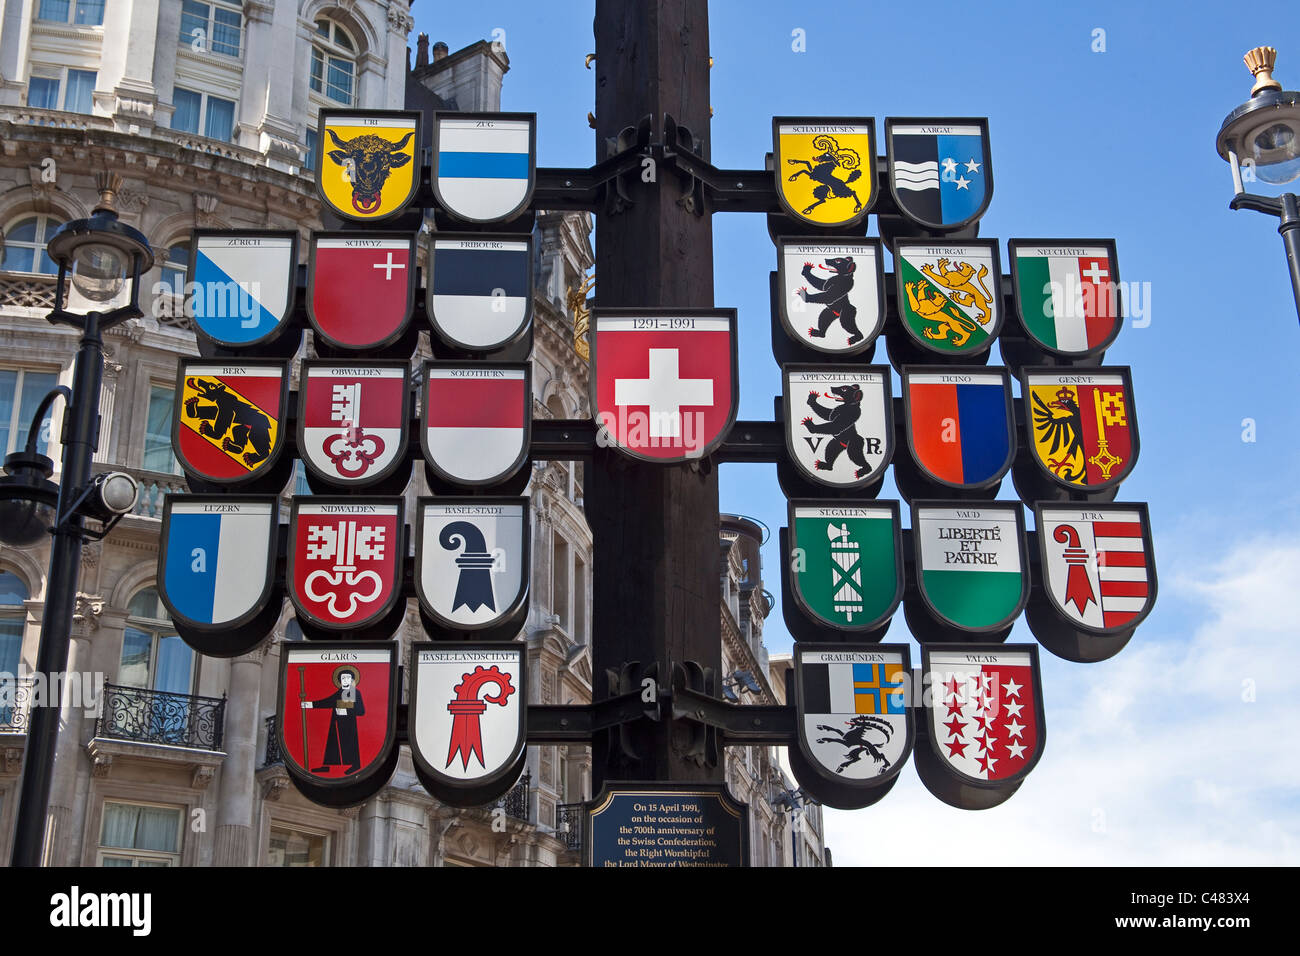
[902,367,1014,490]
[894,240,1002,356]
[307,233,415,352]
[788,501,902,632]
[421,363,530,486]
[431,112,536,224]
[784,365,892,489]
[188,231,297,349]
[298,361,410,487]
[1010,239,1121,357]
[416,498,529,634]
[885,119,993,231]
[776,238,884,353]
[315,110,420,222]
[591,309,738,463]
[173,359,288,484]
[427,234,533,352]
[773,117,875,228]
[912,502,1029,633]
[1023,367,1138,492]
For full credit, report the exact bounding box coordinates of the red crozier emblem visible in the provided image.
[446,665,515,770]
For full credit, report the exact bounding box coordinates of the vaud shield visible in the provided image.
[591,309,738,463]
[298,361,411,490]
[783,365,892,490]
[416,498,530,638]
[421,362,530,487]
[894,239,1002,356]
[885,118,993,231]
[1021,367,1139,493]
[409,642,527,806]
[776,237,884,354]
[188,230,297,350]
[431,111,536,224]
[173,359,288,486]
[901,366,1014,492]
[307,232,415,352]
[157,495,279,657]
[1009,239,1121,358]
[427,233,533,352]
[315,110,420,222]
[772,117,875,228]
[787,500,903,633]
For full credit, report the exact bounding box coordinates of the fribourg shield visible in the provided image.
[788,500,902,632]
[427,234,533,352]
[772,117,875,228]
[174,359,287,484]
[307,233,415,351]
[591,309,738,463]
[298,361,410,487]
[288,498,404,632]
[783,365,891,489]
[1010,239,1121,357]
[903,366,1014,490]
[894,239,1002,355]
[432,112,536,224]
[421,363,530,486]
[416,498,529,632]
[776,237,884,353]
[885,119,992,231]
[1023,367,1138,491]
[913,502,1028,632]
[188,231,296,348]
[315,110,420,222]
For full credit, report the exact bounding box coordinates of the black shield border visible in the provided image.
[172,358,289,486]
[884,117,994,232]
[430,110,538,225]
[771,116,877,229]
[314,109,423,223]
[1020,365,1140,492]
[425,231,535,353]
[891,238,1003,357]
[901,364,1016,491]
[782,363,894,490]
[1008,238,1123,359]
[186,229,298,350]
[306,230,416,352]
[774,236,885,355]
[296,359,412,488]
[420,360,532,487]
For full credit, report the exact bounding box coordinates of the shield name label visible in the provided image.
[773,118,875,227]
[1024,368,1137,490]
[895,240,1002,354]
[886,120,992,230]
[915,504,1027,631]
[433,113,536,224]
[790,502,901,630]
[189,231,296,347]
[159,496,275,630]
[1011,240,1120,355]
[784,366,891,487]
[777,238,884,352]
[289,500,403,629]
[904,368,1013,488]
[308,234,414,350]
[300,363,409,485]
[422,364,529,486]
[1037,503,1156,632]
[428,235,532,351]
[316,111,419,221]
[417,499,528,630]
[175,361,286,483]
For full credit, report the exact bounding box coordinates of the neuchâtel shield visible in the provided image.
[894,240,1002,356]
[1009,239,1121,357]
[315,110,420,222]
[1023,367,1138,492]
[902,366,1014,490]
[776,238,884,353]
[307,232,415,351]
[427,233,533,352]
[421,362,530,486]
[784,366,892,490]
[173,359,288,485]
[772,117,875,228]
[788,501,902,632]
[911,502,1029,633]
[885,119,993,231]
[298,361,411,487]
[416,498,529,635]
[188,230,297,349]
[591,309,738,464]
[431,112,536,224]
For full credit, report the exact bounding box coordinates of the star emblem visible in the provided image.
[974,732,993,754]
[1002,700,1024,718]
[943,675,964,699]
[965,158,981,174]
[943,716,966,739]
[1007,741,1026,760]
[976,753,998,775]
[941,157,958,175]
[1002,678,1022,698]
[946,739,968,758]
[945,697,964,717]
[955,176,970,190]
[1003,718,1026,739]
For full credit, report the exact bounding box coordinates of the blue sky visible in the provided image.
[412,0,1300,865]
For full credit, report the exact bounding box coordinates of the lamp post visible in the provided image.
[5,172,152,867]
[1216,47,1300,323]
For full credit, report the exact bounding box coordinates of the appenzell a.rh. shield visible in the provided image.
[784,365,892,489]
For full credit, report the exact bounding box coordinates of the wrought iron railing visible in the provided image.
[556,802,584,851]
[96,683,225,751]
[0,272,68,311]
[500,772,531,822]
[262,714,282,767]
[0,676,35,734]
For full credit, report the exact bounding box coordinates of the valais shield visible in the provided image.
[315,110,420,222]
[902,366,1014,490]
[885,118,993,231]
[591,309,738,463]
[416,498,529,634]
[427,234,533,352]
[174,359,288,485]
[894,239,1002,355]
[307,232,415,351]
[421,363,530,486]
[788,501,902,632]
[431,112,536,224]
[783,365,892,489]
[298,361,410,487]
[776,238,884,353]
[1010,239,1121,357]
[772,117,875,228]
[188,230,297,349]
[1023,367,1138,492]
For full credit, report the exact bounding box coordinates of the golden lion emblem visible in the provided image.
[903,258,994,348]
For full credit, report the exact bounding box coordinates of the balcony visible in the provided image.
[118,466,191,519]
[0,272,68,313]
[556,802,584,852]
[499,772,531,822]
[95,682,225,751]
[0,676,35,735]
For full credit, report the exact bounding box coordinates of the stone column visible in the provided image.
[106,0,162,132]
[0,0,34,107]
[151,0,182,129]
[210,643,266,865]
[384,3,414,109]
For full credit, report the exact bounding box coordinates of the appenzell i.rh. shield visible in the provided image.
[776,238,884,353]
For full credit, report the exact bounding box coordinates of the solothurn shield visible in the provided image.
[1022,367,1138,492]
[902,366,1014,490]
[298,361,410,487]
[431,112,536,224]
[776,238,884,353]
[427,233,533,352]
[788,500,902,632]
[173,359,288,485]
[416,498,529,633]
[188,230,297,349]
[783,365,892,489]
[772,117,875,228]
[1009,239,1121,357]
[315,110,420,222]
[421,362,530,486]
[885,118,993,231]
[591,309,738,463]
[307,232,415,351]
[894,239,1002,356]
[911,502,1029,633]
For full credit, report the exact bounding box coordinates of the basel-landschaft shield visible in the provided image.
[432,112,536,224]
[427,234,533,352]
[307,233,414,351]
[1022,367,1138,493]
[776,238,884,353]
[886,119,992,231]
[188,231,297,349]
[315,110,420,221]
[422,363,530,487]
[894,240,1002,355]
[902,367,1014,491]
[417,498,529,637]
[298,361,410,489]
[173,359,287,486]
[783,365,892,489]
[1010,239,1121,357]
[788,501,902,633]
[773,117,875,228]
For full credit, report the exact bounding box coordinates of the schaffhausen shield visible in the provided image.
[188,230,297,350]
[1021,367,1139,494]
[591,309,738,463]
[894,240,1002,356]
[315,110,420,222]
[427,233,533,352]
[431,111,536,224]
[901,366,1014,492]
[307,232,415,352]
[278,642,400,806]
[173,359,288,487]
[776,238,884,354]
[885,118,993,232]
[787,500,902,633]
[783,365,892,490]
[158,495,279,657]
[772,117,875,228]
[298,361,411,490]
[409,642,527,807]
[421,362,530,487]
[1009,239,1121,358]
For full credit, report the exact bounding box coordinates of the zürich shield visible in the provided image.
[901,366,1014,492]
[173,359,288,486]
[776,238,884,354]
[787,500,902,633]
[421,362,530,487]
[894,239,1002,356]
[783,365,892,489]
[591,309,738,463]
[1021,367,1138,494]
[427,233,533,352]
[315,110,420,222]
[431,112,536,224]
[298,361,411,489]
[1009,239,1121,358]
[773,117,875,228]
[188,230,297,349]
[885,118,993,231]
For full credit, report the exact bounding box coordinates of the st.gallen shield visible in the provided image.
[783,365,892,490]
[901,367,1014,492]
[307,232,415,352]
[894,239,1002,356]
[421,362,530,487]
[591,309,738,463]
[1009,239,1121,358]
[885,118,993,231]
[788,501,902,633]
[288,498,404,639]
[409,643,527,806]
[431,112,536,224]
[416,498,529,638]
[188,231,297,350]
[1022,367,1138,493]
[158,495,279,657]
[315,110,420,222]
[773,118,875,228]
[776,238,884,353]
[173,359,288,486]
[427,233,533,352]
[298,361,411,489]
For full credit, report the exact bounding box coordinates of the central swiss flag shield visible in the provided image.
[591,309,737,463]
[307,232,415,351]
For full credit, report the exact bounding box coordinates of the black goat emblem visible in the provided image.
[786,134,864,216]
[815,715,894,775]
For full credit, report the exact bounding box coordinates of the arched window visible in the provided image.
[1,215,63,275]
[158,241,190,296]
[310,18,357,106]
[120,587,194,695]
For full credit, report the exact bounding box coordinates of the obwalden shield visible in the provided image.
[788,501,902,632]
[431,112,536,224]
[772,117,875,228]
[188,231,297,349]
[173,359,288,486]
[776,238,884,353]
[894,240,1002,356]
[1022,367,1138,492]
[298,361,411,489]
[885,119,993,231]
[902,367,1014,491]
[783,365,892,489]
[315,110,420,222]
[1009,239,1121,358]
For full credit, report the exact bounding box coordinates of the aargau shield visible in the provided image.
[307,232,415,352]
[902,366,1014,491]
[427,233,533,352]
[885,118,993,231]
[1009,239,1121,358]
[315,110,420,222]
[783,365,892,489]
[173,359,288,485]
[591,309,738,463]
[788,500,903,632]
[1022,367,1139,492]
[772,117,875,228]
[776,238,884,353]
[894,239,1002,356]
[298,361,411,488]
[416,498,529,635]
[421,362,530,487]
[188,230,297,349]
[431,112,536,224]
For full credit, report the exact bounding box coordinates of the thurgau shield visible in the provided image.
[1009,239,1121,358]
[427,233,533,352]
[885,118,993,231]
[421,362,530,487]
[307,232,415,351]
[902,366,1014,491]
[911,502,1029,633]
[298,361,411,488]
[416,498,529,634]
[173,359,288,485]
[188,230,297,349]
[894,239,1002,356]
[773,117,875,228]
[783,365,892,489]
[776,238,884,353]
[788,500,902,632]
[315,110,420,222]
[431,111,536,224]
[1022,367,1139,492]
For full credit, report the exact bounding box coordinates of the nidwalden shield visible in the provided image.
[307,232,415,351]
[894,239,1002,356]
[1009,239,1121,358]
[783,365,892,489]
[902,366,1014,490]
[788,501,902,632]
[431,112,536,224]
[885,118,993,231]
[416,498,529,634]
[298,361,410,488]
[315,110,420,222]
[911,502,1029,633]
[776,238,884,353]
[1022,367,1138,492]
[427,233,533,352]
[772,117,875,228]
[188,230,297,349]
[173,359,288,485]
[421,363,530,487]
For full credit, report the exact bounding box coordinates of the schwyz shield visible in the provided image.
[421,363,530,487]
[427,233,533,352]
[173,359,288,486]
[188,231,297,350]
[307,232,415,352]
[1009,239,1121,358]
[894,239,1002,356]
[902,366,1014,491]
[772,117,875,228]
[1022,367,1138,493]
[776,238,884,353]
[783,365,892,489]
[315,110,420,222]
[885,118,993,231]
[298,361,411,490]
[431,112,536,224]
[788,500,902,633]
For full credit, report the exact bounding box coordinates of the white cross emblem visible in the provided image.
[614,348,713,439]
[373,251,406,280]
[1081,261,1109,284]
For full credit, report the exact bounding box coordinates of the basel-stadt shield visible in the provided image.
[913,503,1028,632]
[894,240,1002,355]
[299,362,410,486]
[417,498,529,632]
[1010,239,1121,356]
[422,363,530,486]
[886,119,992,231]
[773,117,875,227]
[308,233,414,351]
[188,231,297,348]
[777,238,884,353]
[315,110,419,221]
[784,365,892,488]
[288,499,404,632]
[432,112,536,224]
[789,501,902,631]
[1023,367,1138,491]
[903,367,1013,489]
[427,234,533,352]
[592,309,738,463]
[174,360,287,484]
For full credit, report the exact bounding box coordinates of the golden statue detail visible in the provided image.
[566,274,594,361]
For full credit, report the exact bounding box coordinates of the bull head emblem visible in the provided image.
[326,128,416,213]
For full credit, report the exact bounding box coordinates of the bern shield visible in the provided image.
[173,359,288,486]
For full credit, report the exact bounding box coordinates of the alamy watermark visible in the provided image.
[0,670,104,719]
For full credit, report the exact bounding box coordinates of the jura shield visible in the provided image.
[1010,239,1121,357]
[288,499,403,632]
[174,360,287,484]
[885,119,992,231]
[913,503,1028,632]
[773,117,875,228]
[427,234,532,352]
[903,367,1013,490]
[298,362,410,487]
[189,231,296,348]
[894,240,1002,355]
[421,363,530,486]
[776,238,884,353]
[315,110,420,222]
[1023,367,1138,492]
[783,365,892,488]
[788,501,902,632]
[432,112,536,224]
[417,498,529,632]
[307,233,414,351]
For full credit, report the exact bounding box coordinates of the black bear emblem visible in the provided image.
[801,383,880,479]
[184,378,273,468]
[797,256,864,346]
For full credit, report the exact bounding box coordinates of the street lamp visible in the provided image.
[7,171,152,867]
[1216,47,1300,322]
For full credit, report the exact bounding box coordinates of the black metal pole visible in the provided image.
[10,311,102,867]
[1278,192,1300,325]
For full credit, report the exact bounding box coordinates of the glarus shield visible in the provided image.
[315,110,420,222]
[432,112,536,224]
[773,117,875,228]
[776,238,884,353]
[885,119,993,231]
[188,230,297,349]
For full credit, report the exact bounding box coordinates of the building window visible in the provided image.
[284,617,304,642]
[304,127,318,172]
[310,19,356,106]
[158,242,190,296]
[98,802,183,867]
[291,460,312,497]
[1,368,59,458]
[0,571,27,680]
[179,0,242,58]
[26,67,96,114]
[120,588,194,697]
[1,216,62,276]
[144,385,181,475]
[171,86,237,143]
[37,0,105,26]
[266,826,330,866]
